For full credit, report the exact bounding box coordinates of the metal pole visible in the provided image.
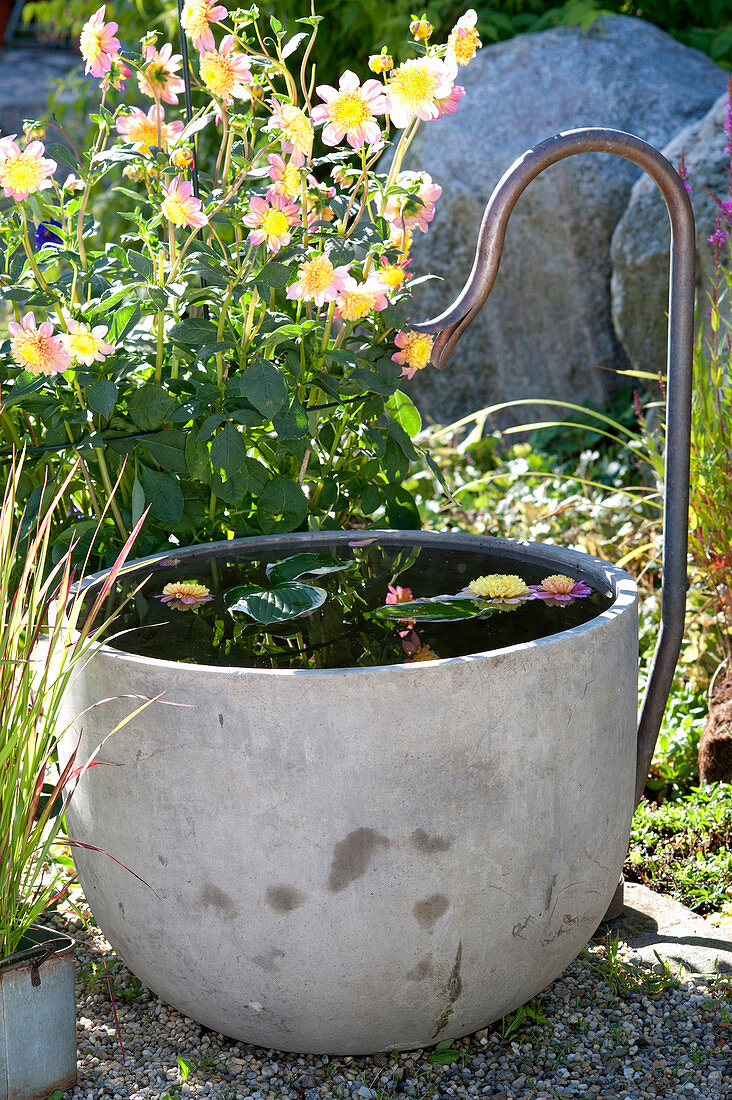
[410,128,695,808]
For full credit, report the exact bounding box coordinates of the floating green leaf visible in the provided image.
[266,553,352,585]
[225,581,327,624]
[372,597,494,623]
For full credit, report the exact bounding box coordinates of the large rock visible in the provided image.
[612,93,730,378]
[398,16,726,429]
[0,47,78,140]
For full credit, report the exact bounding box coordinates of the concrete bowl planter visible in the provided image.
[60,529,637,1055]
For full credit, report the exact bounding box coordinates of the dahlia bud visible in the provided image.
[368,50,393,74]
[409,17,433,41]
[23,122,46,141]
[170,146,194,170]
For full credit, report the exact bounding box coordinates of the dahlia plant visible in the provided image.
[0,4,481,565]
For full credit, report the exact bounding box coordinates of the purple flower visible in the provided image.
[34,219,62,250]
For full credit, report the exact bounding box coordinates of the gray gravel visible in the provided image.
[50,905,732,1100]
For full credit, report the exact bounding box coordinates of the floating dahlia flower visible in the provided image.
[200,35,253,103]
[384,172,442,234]
[402,632,438,662]
[392,331,434,380]
[267,100,313,167]
[312,71,387,150]
[138,42,185,104]
[180,0,228,52]
[63,319,113,366]
[266,154,301,201]
[385,55,457,129]
[334,278,389,323]
[243,193,300,253]
[0,139,56,201]
[286,254,354,308]
[158,580,213,611]
[386,584,414,605]
[528,574,592,607]
[9,313,71,375]
[446,9,482,68]
[465,574,530,606]
[116,106,184,154]
[79,6,120,79]
[161,174,208,228]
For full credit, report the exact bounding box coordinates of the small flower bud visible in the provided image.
[140,30,158,47]
[170,146,194,170]
[409,17,433,41]
[368,50,393,74]
[229,114,249,131]
[23,122,46,141]
[123,164,146,183]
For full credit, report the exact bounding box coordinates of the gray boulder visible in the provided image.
[611,92,730,378]
[0,48,79,141]
[397,16,726,429]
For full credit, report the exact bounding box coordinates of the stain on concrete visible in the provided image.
[199,883,238,917]
[406,956,433,981]
[545,872,558,911]
[327,827,390,893]
[252,947,286,972]
[541,913,578,946]
[413,893,450,929]
[118,901,125,918]
[218,713,224,727]
[411,828,452,854]
[432,940,463,1037]
[266,884,307,912]
[158,855,168,866]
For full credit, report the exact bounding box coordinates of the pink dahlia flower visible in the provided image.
[385,55,458,130]
[243,193,301,253]
[158,580,213,611]
[384,172,442,234]
[9,312,71,375]
[116,106,184,154]
[161,174,208,228]
[180,0,228,53]
[312,70,387,150]
[0,139,56,201]
[392,330,434,380]
[528,574,592,607]
[79,6,121,79]
[286,254,354,308]
[138,42,185,104]
[200,35,253,103]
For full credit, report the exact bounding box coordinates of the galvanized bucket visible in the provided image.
[0,926,76,1100]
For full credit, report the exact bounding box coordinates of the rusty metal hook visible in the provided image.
[410,128,695,807]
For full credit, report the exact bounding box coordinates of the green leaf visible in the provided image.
[281,31,308,58]
[239,358,287,420]
[210,462,249,504]
[185,432,210,483]
[87,378,118,418]
[210,422,246,477]
[45,142,78,172]
[387,389,422,436]
[131,475,145,528]
[109,302,141,343]
[373,597,492,623]
[225,581,326,625]
[273,397,308,441]
[257,475,308,533]
[169,316,219,347]
[128,385,176,431]
[127,251,154,280]
[381,484,420,528]
[266,553,351,584]
[140,466,184,524]
[142,429,188,473]
[255,261,293,289]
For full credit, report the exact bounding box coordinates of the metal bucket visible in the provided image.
[0,926,77,1100]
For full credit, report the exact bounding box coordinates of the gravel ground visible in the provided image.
[49,905,732,1100]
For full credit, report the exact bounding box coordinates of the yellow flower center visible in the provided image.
[261,209,290,237]
[338,290,376,322]
[542,574,576,595]
[300,254,335,295]
[469,574,529,600]
[279,104,314,155]
[380,263,406,289]
[402,333,433,370]
[389,60,438,109]
[200,54,236,98]
[182,0,209,39]
[450,27,480,66]
[330,91,372,130]
[3,156,45,192]
[162,196,190,226]
[69,332,97,358]
[79,25,103,62]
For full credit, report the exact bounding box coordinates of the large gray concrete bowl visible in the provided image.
[60,530,637,1054]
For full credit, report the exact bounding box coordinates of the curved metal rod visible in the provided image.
[411,128,695,808]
